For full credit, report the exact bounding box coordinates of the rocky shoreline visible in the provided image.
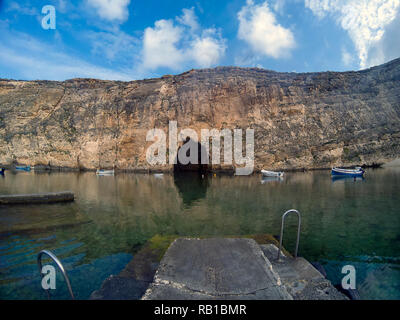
[0,162,385,175]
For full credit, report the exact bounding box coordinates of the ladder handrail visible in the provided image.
[277,209,301,261]
[37,250,75,299]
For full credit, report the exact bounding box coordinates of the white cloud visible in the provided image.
[143,20,185,70]
[190,30,227,68]
[341,47,354,66]
[57,0,68,13]
[0,26,133,81]
[367,9,400,66]
[273,0,286,14]
[305,0,400,68]
[304,0,335,18]
[6,1,38,15]
[87,0,130,22]
[0,47,132,81]
[86,29,140,63]
[177,7,200,31]
[237,0,295,59]
[141,8,226,71]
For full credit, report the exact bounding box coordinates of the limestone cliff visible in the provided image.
[0,58,399,172]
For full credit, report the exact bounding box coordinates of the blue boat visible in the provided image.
[15,165,31,171]
[331,167,364,177]
[0,168,5,175]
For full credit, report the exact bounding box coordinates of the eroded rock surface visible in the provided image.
[1,59,399,171]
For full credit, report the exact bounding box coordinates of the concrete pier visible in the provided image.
[142,238,347,300]
[91,235,348,300]
[0,191,74,205]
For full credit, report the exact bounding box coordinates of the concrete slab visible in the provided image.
[260,244,323,281]
[142,238,292,300]
[143,282,293,300]
[260,244,348,300]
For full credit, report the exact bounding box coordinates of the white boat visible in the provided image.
[261,170,284,177]
[96,169,115,176]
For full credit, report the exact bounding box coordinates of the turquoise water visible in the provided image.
[0,168,399,299]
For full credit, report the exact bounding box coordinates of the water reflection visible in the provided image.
[261,176,283,184]
[173,172,209,207]
[0,168,399,299]
[331,176,365,183]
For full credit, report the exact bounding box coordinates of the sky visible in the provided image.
[0,0,399,81]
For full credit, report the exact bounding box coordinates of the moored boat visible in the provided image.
[261,169,284,177]
[331,167,365,177]
[15,165,31,171]
[0,168,5,175]
[96,169,115,176]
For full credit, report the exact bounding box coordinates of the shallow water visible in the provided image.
[0,168,399,299]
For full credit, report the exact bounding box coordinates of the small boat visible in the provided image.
[96,169,115,176]
[0,168,5,175]
[331,167,365,177]
[15,165,31,171]
[261,170,284,177]
[153,173,164,179]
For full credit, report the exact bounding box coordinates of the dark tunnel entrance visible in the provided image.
[173,137,210,207]
[173,137,209,174]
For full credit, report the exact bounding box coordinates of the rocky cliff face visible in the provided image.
[0,58,399,172]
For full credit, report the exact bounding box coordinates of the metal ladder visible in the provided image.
[277,209,301,261]
[37,250,75,299]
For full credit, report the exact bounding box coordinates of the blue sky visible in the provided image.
[0,0,399,81]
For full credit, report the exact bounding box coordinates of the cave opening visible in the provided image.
[173,137,209,174]
[173,137,209,207]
